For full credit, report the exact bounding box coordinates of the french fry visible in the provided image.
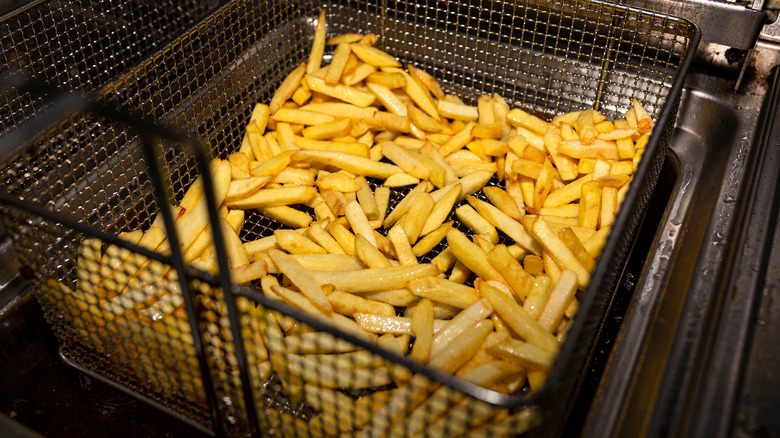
[325,43,352,84]
[488,244,534,302]
[269,249,332,312]
[291,253,363,271]
[225,186,316,210]
[346,200,377,247]
[467,196,542,255]
[557,227,596,271]
[437,99,479,122]
[483,186,522,220]
[349,43,402,67]
[270,63,306,113]
[301,118,352,140]
[273,107,335,125]
[328,290,396,317]
[354,313,448,335]
[327,222,356,255]
[487,339,557,370]
[438,121,475,157]
[479,281,559,353]
[367,82,407,116]
[402,192,434,244]
[421,184,460,236]
[259,206,313,228]
[388,225,417,265]
[381,141,432,180]
[305,75,377,107]
[310,264,439,292]
[523,275,552,319]
[408,276,479,309]
[410,298,434,362]
[578,181,601,229]
[507,108,548,136]
[529,217,590,289]
[456,204,498,244]
[366,71,406,89]
[316,172,360,192]
[274,229,326,255]
[537,269,578,332]
[446,228,503,282]
[412,221,451,257]
[307,9,327,73]
[293,150,402,179]
[430,298,493,357]
[355,234,393,268]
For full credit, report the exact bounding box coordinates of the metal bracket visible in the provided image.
[623,0,766,50]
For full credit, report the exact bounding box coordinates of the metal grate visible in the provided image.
[0,0,698,436]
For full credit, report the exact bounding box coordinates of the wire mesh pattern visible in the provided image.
[0,0,223,135]
[0,0,697,436]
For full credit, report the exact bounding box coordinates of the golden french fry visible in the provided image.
[269,249,332,312]
[327,222,356,255]
[507,108,548,136]
[437,99,479,122]
[558,227,596,271]
[307,10,327,73]
[367,82,407,116]
[543,174,594,208]
[310,264,440,292]
[402,192,434,243]
[488,244,534,302]
[270,63,306,114]
[273,107,335,125]
[446,228,503,282]
[479,281,559,353]
[316,172,360,192]
[467,196,542,255]
[421,184,460,236]
[408,276,479,309]
[290,253,362,271]
[354,313,447,335]
[348,43,402,67]
[529,217,590,288]
[325,43,352,84]
[523,274,552,319]
[578,181,601,229]
[455,204,498,244]
[305,75,377,107]
[483,186,522,221]
[388,225,417,266]
[410,298,434,362]
[301,118,352,140]
[381,141,432,180]
[537,269,578,332]
[345,200,376,247]
[225,185,316,210]
[366,71,406,88]
[355,234,392,268]
[293,150,402,179]
[412,221,451,257]
[274,229,326,255]
[408,64,444,100]
[385,67,439,120]
[428,299,493,363]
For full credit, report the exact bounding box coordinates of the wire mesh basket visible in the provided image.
[0,0,698,436]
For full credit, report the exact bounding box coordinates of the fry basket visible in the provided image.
[0,0,699,436]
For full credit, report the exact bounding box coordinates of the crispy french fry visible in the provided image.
[269,249,332,312]
[270,63,307,114]
[529,217,590,288]
[446,228,503,282]
[523,274,552,319]
[259,206,313,228]
[307,10,327,73]
[408,276,479,309]
[275,229,327,255]
[537,269,578,332]
[479,281,559,353]
[293,150,402,179]
[310,264,439,292]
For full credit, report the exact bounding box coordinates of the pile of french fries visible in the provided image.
[56,9,655,436]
